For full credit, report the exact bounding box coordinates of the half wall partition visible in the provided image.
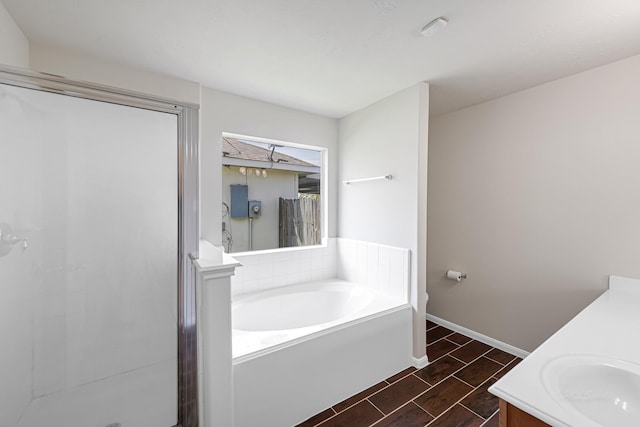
[0,65,199,427]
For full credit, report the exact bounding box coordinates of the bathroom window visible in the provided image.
[221,133,325,253]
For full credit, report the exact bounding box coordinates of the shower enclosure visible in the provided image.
[0,66,198,427]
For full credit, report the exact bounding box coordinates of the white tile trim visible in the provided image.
[426,314,530,360]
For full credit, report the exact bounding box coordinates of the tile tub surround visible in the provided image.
[489,275,640,427]
[230,238,410,303]
[297,320,523,427]
[336,238,410,303]
[230,241,337,296]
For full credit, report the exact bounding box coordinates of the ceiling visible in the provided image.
[3,0,640,117]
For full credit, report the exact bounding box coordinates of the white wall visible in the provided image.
[201,87,338,248]
[29,43,200,105]
[338,82,429,361]
[222,167,298,252]
[428,54,640,352]
[29,45,338,255]
[0,1,29,67]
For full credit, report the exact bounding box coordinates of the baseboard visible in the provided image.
[426,314,530,359]
[412,355,429,369]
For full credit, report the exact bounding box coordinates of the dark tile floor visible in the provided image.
[296,319,523,427]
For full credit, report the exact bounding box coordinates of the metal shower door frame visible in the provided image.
[0,64,200,427]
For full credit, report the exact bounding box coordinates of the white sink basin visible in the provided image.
[541,355,640,427]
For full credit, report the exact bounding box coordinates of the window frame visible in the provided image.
[221,132,328,254]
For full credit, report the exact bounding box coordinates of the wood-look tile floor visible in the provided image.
[296,319,523,427]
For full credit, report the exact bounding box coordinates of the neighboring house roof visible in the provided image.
[222,137,316,168]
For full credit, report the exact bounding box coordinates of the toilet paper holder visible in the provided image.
[446,270,467,281]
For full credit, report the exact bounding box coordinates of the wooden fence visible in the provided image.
[279,196,321,247]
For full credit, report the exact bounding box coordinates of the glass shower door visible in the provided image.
[0,81,179,427]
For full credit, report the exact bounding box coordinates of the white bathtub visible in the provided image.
[232,279,413,427]
[232,279,406,359]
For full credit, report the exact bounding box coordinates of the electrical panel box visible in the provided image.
[230,184,248,218]
[248,200,262,218]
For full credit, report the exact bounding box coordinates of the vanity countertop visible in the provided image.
[489,275,640,427]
